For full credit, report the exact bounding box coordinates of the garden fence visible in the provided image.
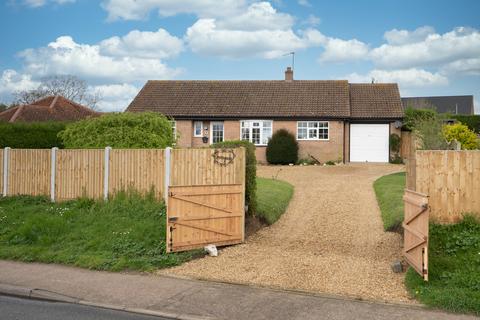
[407,150,480,223]
[0,147,245,202]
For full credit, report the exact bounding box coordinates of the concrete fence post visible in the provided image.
[164,147,172,202]
[2,147,10,197]
[104,146,111,201]
[50,147,58,202]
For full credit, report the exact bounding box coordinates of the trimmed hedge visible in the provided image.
[212,140,257,216]
[266,129,298,164]
[0,122,66,148]
[451,115,480,134]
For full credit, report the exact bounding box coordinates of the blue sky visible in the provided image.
[1,0,479,112]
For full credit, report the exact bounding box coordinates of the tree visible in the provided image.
[266,129,299,164]
[0,103,7,112]
[59,112,175,148]
[403,107,437,131]
[443,123,479,150]
[13,75,101,109]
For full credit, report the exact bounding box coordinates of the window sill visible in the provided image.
[296,138,330,141]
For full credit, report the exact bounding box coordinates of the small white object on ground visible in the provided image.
[204,244,218,257]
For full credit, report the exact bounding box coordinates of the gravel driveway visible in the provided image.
[161,164,412,303]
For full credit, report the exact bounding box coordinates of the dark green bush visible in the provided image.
[403,107,437,131]
[0,122,66,148]
[59,112,175,148]
[266,129,298,165]
[389,133,401,153]
[451,115,480,134]
[212,140,257,216]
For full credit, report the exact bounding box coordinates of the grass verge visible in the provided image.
[373,171,405,231]
[405,216,480,315]
[0,192,196,272]
[256,177,294,225]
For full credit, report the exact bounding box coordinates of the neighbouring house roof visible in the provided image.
[0,95,101,123]
[401,95,474,115]
[127,80,403,120]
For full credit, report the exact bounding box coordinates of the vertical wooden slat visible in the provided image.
[0,149,4,195]
[8,149,51,196]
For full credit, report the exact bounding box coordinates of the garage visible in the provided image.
[350,124,389,162]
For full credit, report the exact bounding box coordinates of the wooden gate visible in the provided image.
[403,189,429,281]
[166,184,244,252]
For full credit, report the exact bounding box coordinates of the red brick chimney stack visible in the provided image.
[285,67,293,81]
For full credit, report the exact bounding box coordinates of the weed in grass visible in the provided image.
[405,216,480,315]
[0,191,198,272]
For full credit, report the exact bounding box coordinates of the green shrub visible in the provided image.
[59,112,175,148]
[266,129,298,164]
[325,160,336,165]
[403,107,437,131]
[443,123,479,150]
[451,115,480,134]
[0,122,66,148]
[212,140,257,216]
[416,116,452,150]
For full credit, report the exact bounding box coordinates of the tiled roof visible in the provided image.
[127,80,351,118]
[126,80,404,120]
[401,95,474,115]
[349,83,404,119]
[0,95,101,123]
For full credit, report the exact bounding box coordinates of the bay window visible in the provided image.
[297,121,329,140]
[241,120,272,146]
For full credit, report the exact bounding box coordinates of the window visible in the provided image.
[240,120,272,145]
[194,121,203,137]
[297,121,329,140]
[211,122,224,143]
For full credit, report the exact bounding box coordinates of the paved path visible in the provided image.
[0,260,475,320]
[164,164,410,303]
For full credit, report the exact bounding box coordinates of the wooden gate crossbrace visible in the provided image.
[403,189,429,281]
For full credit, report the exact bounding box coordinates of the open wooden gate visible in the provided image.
[166,184,244,252]
[403,189,429,281]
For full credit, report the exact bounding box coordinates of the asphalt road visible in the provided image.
[0,295,172,320]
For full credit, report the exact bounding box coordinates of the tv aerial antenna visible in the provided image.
[283,52,295,71]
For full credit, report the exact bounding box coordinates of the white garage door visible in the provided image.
[350,124,389,162]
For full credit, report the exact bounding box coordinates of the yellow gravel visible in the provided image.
[161,164,413,304]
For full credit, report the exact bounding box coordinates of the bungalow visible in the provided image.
[127,68,404,163]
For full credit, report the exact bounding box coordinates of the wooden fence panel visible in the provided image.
[170,148,245,186]
[56,149,104,201]
[109,149,164,198]
[8,149,51,196]
[0,149,3,194]
[415,150,480,223]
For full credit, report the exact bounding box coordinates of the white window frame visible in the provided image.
[193,121,203,137]
[210,121,224,144]
[296,121,329,141]
[240,120,273,146]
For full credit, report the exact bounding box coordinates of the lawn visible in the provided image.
[405,216,480,316]
[256,177,294,225]
[0,192,195,271]
[373,171,405,231]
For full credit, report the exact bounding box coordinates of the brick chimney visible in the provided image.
[285,67,293,81]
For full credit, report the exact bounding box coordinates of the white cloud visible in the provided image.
[303,14,320,27]
[99,28,184,59]
[185,18,312,59]
[319,38,369,63]
[0,69,39,94]
[345,68,448,88]
[441,58,480,76]
[384,26,435,45]
[22,0,74,7]
[297,0,311,7]
[90,83,139,112]
[215,2,294,31]
[371,27,480,69]
[19,35,182,83]
[101,0,245,21]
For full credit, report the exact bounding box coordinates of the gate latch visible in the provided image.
[168,216,178,222]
